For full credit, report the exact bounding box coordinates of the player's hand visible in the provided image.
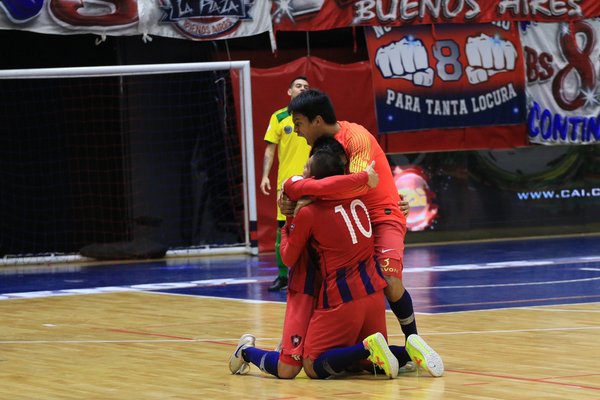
[293,197,313,216]
[375,36,434,87]
[465,33,517,84]
[260,176,271,195]
[365,161,378,188]
[278,192,296,217]
[399,199,410,217]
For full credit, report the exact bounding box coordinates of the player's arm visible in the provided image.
[282,171,370,202]
[260,112,281,195]
[285,132,376,202]
[280,210,311,268]
[260,142,277,195]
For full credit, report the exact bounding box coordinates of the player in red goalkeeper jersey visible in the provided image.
[282,89,435,371]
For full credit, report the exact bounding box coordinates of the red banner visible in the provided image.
[232,57,376,252]
[366,22,526,132]
[231,56,526,252]
[273,1,600,31]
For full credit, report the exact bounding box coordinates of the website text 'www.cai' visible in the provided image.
[517,188,600,200]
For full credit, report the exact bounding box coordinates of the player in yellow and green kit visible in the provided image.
[260,76,311,291]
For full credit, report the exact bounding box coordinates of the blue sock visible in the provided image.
[313,343,369,379]
[388,290,418,339]
[389,345,411,366]
[243,348,280,378]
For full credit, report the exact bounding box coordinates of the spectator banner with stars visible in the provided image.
[365,23,526,132]
[522,21,600,145]
[273,1,600,32]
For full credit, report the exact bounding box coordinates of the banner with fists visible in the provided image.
[366,23,526,132]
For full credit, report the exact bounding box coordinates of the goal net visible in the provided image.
[0,62,257,265]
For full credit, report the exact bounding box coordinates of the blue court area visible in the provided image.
[1,235,599,313]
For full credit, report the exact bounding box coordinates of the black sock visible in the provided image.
[313,343,369,379]
[388,290,418,340]
[389,345,411,366]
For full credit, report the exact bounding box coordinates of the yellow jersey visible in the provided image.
[264,106,311,220]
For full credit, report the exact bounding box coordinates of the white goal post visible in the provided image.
[0,61,258,265]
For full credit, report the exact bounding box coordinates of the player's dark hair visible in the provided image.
[310,135,347,159]
[310,150,345,179]
[288,89,337,124]
[289,75,309,88]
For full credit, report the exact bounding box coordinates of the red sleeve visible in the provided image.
[280,208,312,268]
[283,172,369,201]
[345,130,372,173]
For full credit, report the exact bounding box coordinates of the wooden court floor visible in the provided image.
[1,290,599,399]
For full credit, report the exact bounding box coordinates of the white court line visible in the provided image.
[0,277,273,301]
[3,273,599,300]
[410,304,600,316]
[404,256,600,273]
[388,325,600,336]
[149,290,286,305]
[409,276,600,290]
[519,307,600,313]
[2,325,599,345]
[2,257,598,301]
[0,338,280,344]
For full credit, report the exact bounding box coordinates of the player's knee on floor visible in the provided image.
[302,358,319,379]
[277,362,302,379]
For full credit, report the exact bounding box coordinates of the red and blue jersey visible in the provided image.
[280,197,387,309]
[286,245,322,297]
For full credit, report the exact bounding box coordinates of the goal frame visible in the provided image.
[0,61,258,265]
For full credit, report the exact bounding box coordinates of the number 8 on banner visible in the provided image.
[375,33,517,86]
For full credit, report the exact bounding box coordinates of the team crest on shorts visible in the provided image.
[159,0,253,40]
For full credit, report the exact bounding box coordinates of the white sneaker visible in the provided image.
[229,334,256,374]
[405,334,444,377]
